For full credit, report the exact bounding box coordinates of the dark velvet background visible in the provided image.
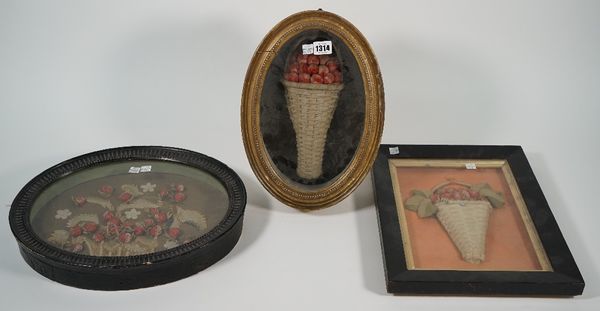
[260,30,365,185]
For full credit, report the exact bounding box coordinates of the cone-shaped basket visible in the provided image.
[435,200,492,264]
[282,80,344,180]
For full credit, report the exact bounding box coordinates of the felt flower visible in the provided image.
[140,182,156,193]
[55,209,72,220]
[124,208,141,220]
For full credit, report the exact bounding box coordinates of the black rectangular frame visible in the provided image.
[372,144,584,296]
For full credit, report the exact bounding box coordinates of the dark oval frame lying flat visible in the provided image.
[242,10,384,209]
[9,146,246,290]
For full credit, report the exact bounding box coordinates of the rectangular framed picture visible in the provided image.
[372,145,584,296]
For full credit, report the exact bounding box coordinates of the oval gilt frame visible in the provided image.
[241,10,384,209]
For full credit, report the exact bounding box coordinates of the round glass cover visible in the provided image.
[29,161,229,257]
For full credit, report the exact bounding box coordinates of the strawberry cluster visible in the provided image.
[68,221,98,240]
[96,207,177,244]
[431,186,482,204]
[284,53,342,84]
[67,183,187,253]
[159,183,186,203]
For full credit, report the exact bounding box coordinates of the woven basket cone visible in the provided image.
[435,201,492,264]
[282,80,344,179]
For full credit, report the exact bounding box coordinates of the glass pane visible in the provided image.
[30,161,229,257]
[260,29,365,186]
[390,159,550,271]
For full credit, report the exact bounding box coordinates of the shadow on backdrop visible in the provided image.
[378,40,501,144]
[353,176,388,295]
[221,171,272,262]
[99,18,254,147]
[528,152,595,299]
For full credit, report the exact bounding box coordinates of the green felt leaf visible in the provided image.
[417,198,437,218]
[487,193,505,208]
[470,183,492,192]
[480,188,505,208]
[405,195,425,211]
[411,189,432,198]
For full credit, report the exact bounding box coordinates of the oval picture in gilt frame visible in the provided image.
[241,10,384,209]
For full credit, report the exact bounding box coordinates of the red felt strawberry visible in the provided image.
[82,222,98,233]
[333,70,342,83]
[327,59,339,72]
[167,227,181,239]
[108,217,121,226]
[133,225,145,236]
[72,195,87,207]
[319,55,330,65]
[70,226,82,237]
[307,64,319,74]
[159,188,170,199]
[144,218,155,227]
[98,185,113,197]
[119,232,133,243]
[299,63,309,74]
[102,211,115,221]
[155,212,168,223]
[299,73,311,83]
[323,72,335,84]
[469,190,481,200]
[149,225,162,237]
[285,72,299,82]
[122,221,135,230]
[307,55,320,65]
[93,232,105,242]
[288,63,299,74]
[311,74,323,84]
[318,65,329,75]
[173,192,186,203]
[460,189,471,200]
[452,191,462,200]
[297,54,308,64]
[118,191,133,202]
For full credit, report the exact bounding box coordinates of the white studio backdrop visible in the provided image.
[0,1,598,310]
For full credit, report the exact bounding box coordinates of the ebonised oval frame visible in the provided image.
[241,10,384,209]
[9,146,246,290]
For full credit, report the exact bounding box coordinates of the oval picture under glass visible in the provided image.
[242,10,384,208]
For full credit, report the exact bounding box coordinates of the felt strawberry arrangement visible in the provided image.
[280,43,346,180]
[283,53,343,84]
[47,183,208,257]
[404,181,506,264]
[405,182,505,218]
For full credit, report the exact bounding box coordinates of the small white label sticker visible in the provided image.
[312,41,332,55]
[128,166,141,174]
[302,44,314,55]
[389,146,400,155]
[465,163,477,170]
[140,165,152,173]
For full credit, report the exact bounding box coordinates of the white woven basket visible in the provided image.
[435,200,492,264]
[282,80,344,179]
